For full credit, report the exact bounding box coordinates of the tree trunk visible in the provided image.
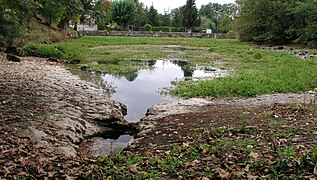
[74,22,78,31]
[58,18,69,30]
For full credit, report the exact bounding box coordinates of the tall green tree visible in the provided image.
[290,0,317,45]
[160,10,171,27]
[182,0,198,32]
[133,0,148,28]
[57,0,84,29]
[199,3,237,33]
[171,6,184,27]
[235,0,295,44]
[79,0,95,26]
[37,0,62,28]
[94,0,112,30]
[111,0,137,30]
[148,4,159,26]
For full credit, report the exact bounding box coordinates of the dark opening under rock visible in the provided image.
[49,57,59,62]
[69,59,81,64]
[5,45,24,56]
[80,65,88,71]
[6,54,21,62]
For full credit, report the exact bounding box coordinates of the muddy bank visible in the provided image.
[0,53,129,157]
[134,92,317,149]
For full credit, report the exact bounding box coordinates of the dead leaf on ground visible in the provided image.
[129,164,140,174]
[249,152,261,160]
[184,160,200,168]
[213,168,231,179]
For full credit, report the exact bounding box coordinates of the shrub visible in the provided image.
[143,24,152,31]
[23,44,64,58]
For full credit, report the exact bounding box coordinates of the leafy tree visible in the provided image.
[111,0,137,30]
[133,0,148,28]
[79,0,95,26]
[219,13,233,33]
[199,3,237,33]
[200,16,212,30]
[148,5,159,26]
[57,0,84,30]
[182,0,198,32]
[160,10,171,27]
[37,0,62,28]
[0,0,38,44]
[171,6,184,27]
[235,0,295,44]
[95,0,112,30]
[290,0,317,45]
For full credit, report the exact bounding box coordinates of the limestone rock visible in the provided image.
[54,146,77,157]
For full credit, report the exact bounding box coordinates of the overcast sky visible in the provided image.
[139,0,236,13]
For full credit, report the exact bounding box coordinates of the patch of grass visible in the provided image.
[23,36,240,75]
[171,50,317,98]
[89,124,317,179]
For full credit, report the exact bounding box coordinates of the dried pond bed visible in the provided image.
[1,51,317,178]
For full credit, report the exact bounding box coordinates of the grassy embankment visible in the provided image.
[23,36,317,98]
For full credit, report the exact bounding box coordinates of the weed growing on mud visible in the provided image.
[88,123,317,179]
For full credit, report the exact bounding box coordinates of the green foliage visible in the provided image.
[171,6,185,28]
[199,3,237,33]
[235,0,317,45]
[143,23,152,31]
[37,0,62,26]
[23,44,64,58]
[111,0,137,29]
[171,46,317,98]
[183,0,199,32]
[0,0,38,44]
[94,0,111,30]
[148,5,159,26]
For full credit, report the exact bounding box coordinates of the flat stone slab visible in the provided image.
[0,53,128,157]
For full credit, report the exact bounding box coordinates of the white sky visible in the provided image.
[139,0,236,13]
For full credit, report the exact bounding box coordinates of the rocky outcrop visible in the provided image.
[0,54,128,157]
[136,98,212,137]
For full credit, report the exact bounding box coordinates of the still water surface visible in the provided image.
[72,60,227,122]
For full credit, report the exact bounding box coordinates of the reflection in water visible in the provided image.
[71,60,228,122]
[172,60,194,77]
[103,60,183,121]
[102,60,227,121]
[69,69,115,97]
[90,135,134,157]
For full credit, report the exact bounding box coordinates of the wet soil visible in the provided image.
[131,93,317,153]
